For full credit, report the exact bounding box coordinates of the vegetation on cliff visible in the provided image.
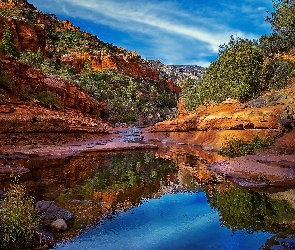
[0,1,178,125]
[218,135,274,158]
[182,0,295,111]
[0,25,18,57]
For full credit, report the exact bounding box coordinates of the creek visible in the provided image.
[1,145,295,249]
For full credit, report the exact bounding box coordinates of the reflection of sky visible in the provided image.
[29,0,273,67]
[55,192,271,250]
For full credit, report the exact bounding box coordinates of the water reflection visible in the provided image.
[57,151,186,208]
[55,192,271,250]
[1,149,295,249]
[206,183,295,234]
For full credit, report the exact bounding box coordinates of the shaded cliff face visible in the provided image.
[1,53,103,114]
[0,53,109,134]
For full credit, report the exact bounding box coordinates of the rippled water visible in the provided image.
[55,191,271,250]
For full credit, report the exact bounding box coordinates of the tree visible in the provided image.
[263,0,295,54]
[0,25,18,57]
[35,47,44,65]
[183,37,264,110]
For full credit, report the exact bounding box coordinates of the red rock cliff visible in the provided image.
[1,53,104,114]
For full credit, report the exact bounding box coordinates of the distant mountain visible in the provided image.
[149,60,206,85]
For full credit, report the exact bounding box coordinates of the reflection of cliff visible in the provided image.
[0,151,177,201]
[145,131,224,183]
[57,152,178,204]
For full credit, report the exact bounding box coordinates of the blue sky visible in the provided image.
[29,0,274,67]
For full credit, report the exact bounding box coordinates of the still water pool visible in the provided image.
[55,191,271,250]
[1,149,294,249]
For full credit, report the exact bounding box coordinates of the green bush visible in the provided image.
[261,57,295,90]
[0,25,18,57]
[35,91,61,109]
[218,135,274,157]
[0,184,41,249]
[0,69,14,91]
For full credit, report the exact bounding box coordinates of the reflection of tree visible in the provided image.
[59,151,177,201]
[261,232,295,250]
[206,184,295,233]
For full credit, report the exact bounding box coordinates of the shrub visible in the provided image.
[0,25,18,57]
[261,57,295,90]
[0,69,14,91]
[218,135,274,157]
[35,91,61,109]
[0,184,41,249]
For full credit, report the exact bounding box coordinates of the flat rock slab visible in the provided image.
[210,154,295,187]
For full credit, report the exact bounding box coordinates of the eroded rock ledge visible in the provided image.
[209,129,295,188]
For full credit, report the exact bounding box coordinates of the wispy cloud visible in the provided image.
[29,0,272,66]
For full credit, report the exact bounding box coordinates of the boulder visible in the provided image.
[35,200,74,221]
[50,218,67,231]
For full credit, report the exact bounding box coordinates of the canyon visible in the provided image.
[0,0,295,249]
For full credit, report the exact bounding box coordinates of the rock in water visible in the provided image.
[35,200,74,221]
[50,218,67,231]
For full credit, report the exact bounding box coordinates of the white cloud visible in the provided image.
[29,0,271,65]
[57,0,250,53]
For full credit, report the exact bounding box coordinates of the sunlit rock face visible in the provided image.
[59,51,164,84]
[0,0,35,10]
[153,101,283,132]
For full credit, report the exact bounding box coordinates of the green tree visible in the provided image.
[0,25,18,57]
[35,47,44,65]
[263,0,295,54]
[183,37,264,110]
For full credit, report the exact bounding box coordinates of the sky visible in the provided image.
[28,0,274,67]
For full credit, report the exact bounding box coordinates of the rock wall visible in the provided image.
[0,0,35,9]
[1,53,104,114]
[60,51,160,80]
[0,15,46,54]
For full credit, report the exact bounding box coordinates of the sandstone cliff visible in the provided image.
[150,82,295,150]
[0,53,109,134]
[0,0,180,125]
